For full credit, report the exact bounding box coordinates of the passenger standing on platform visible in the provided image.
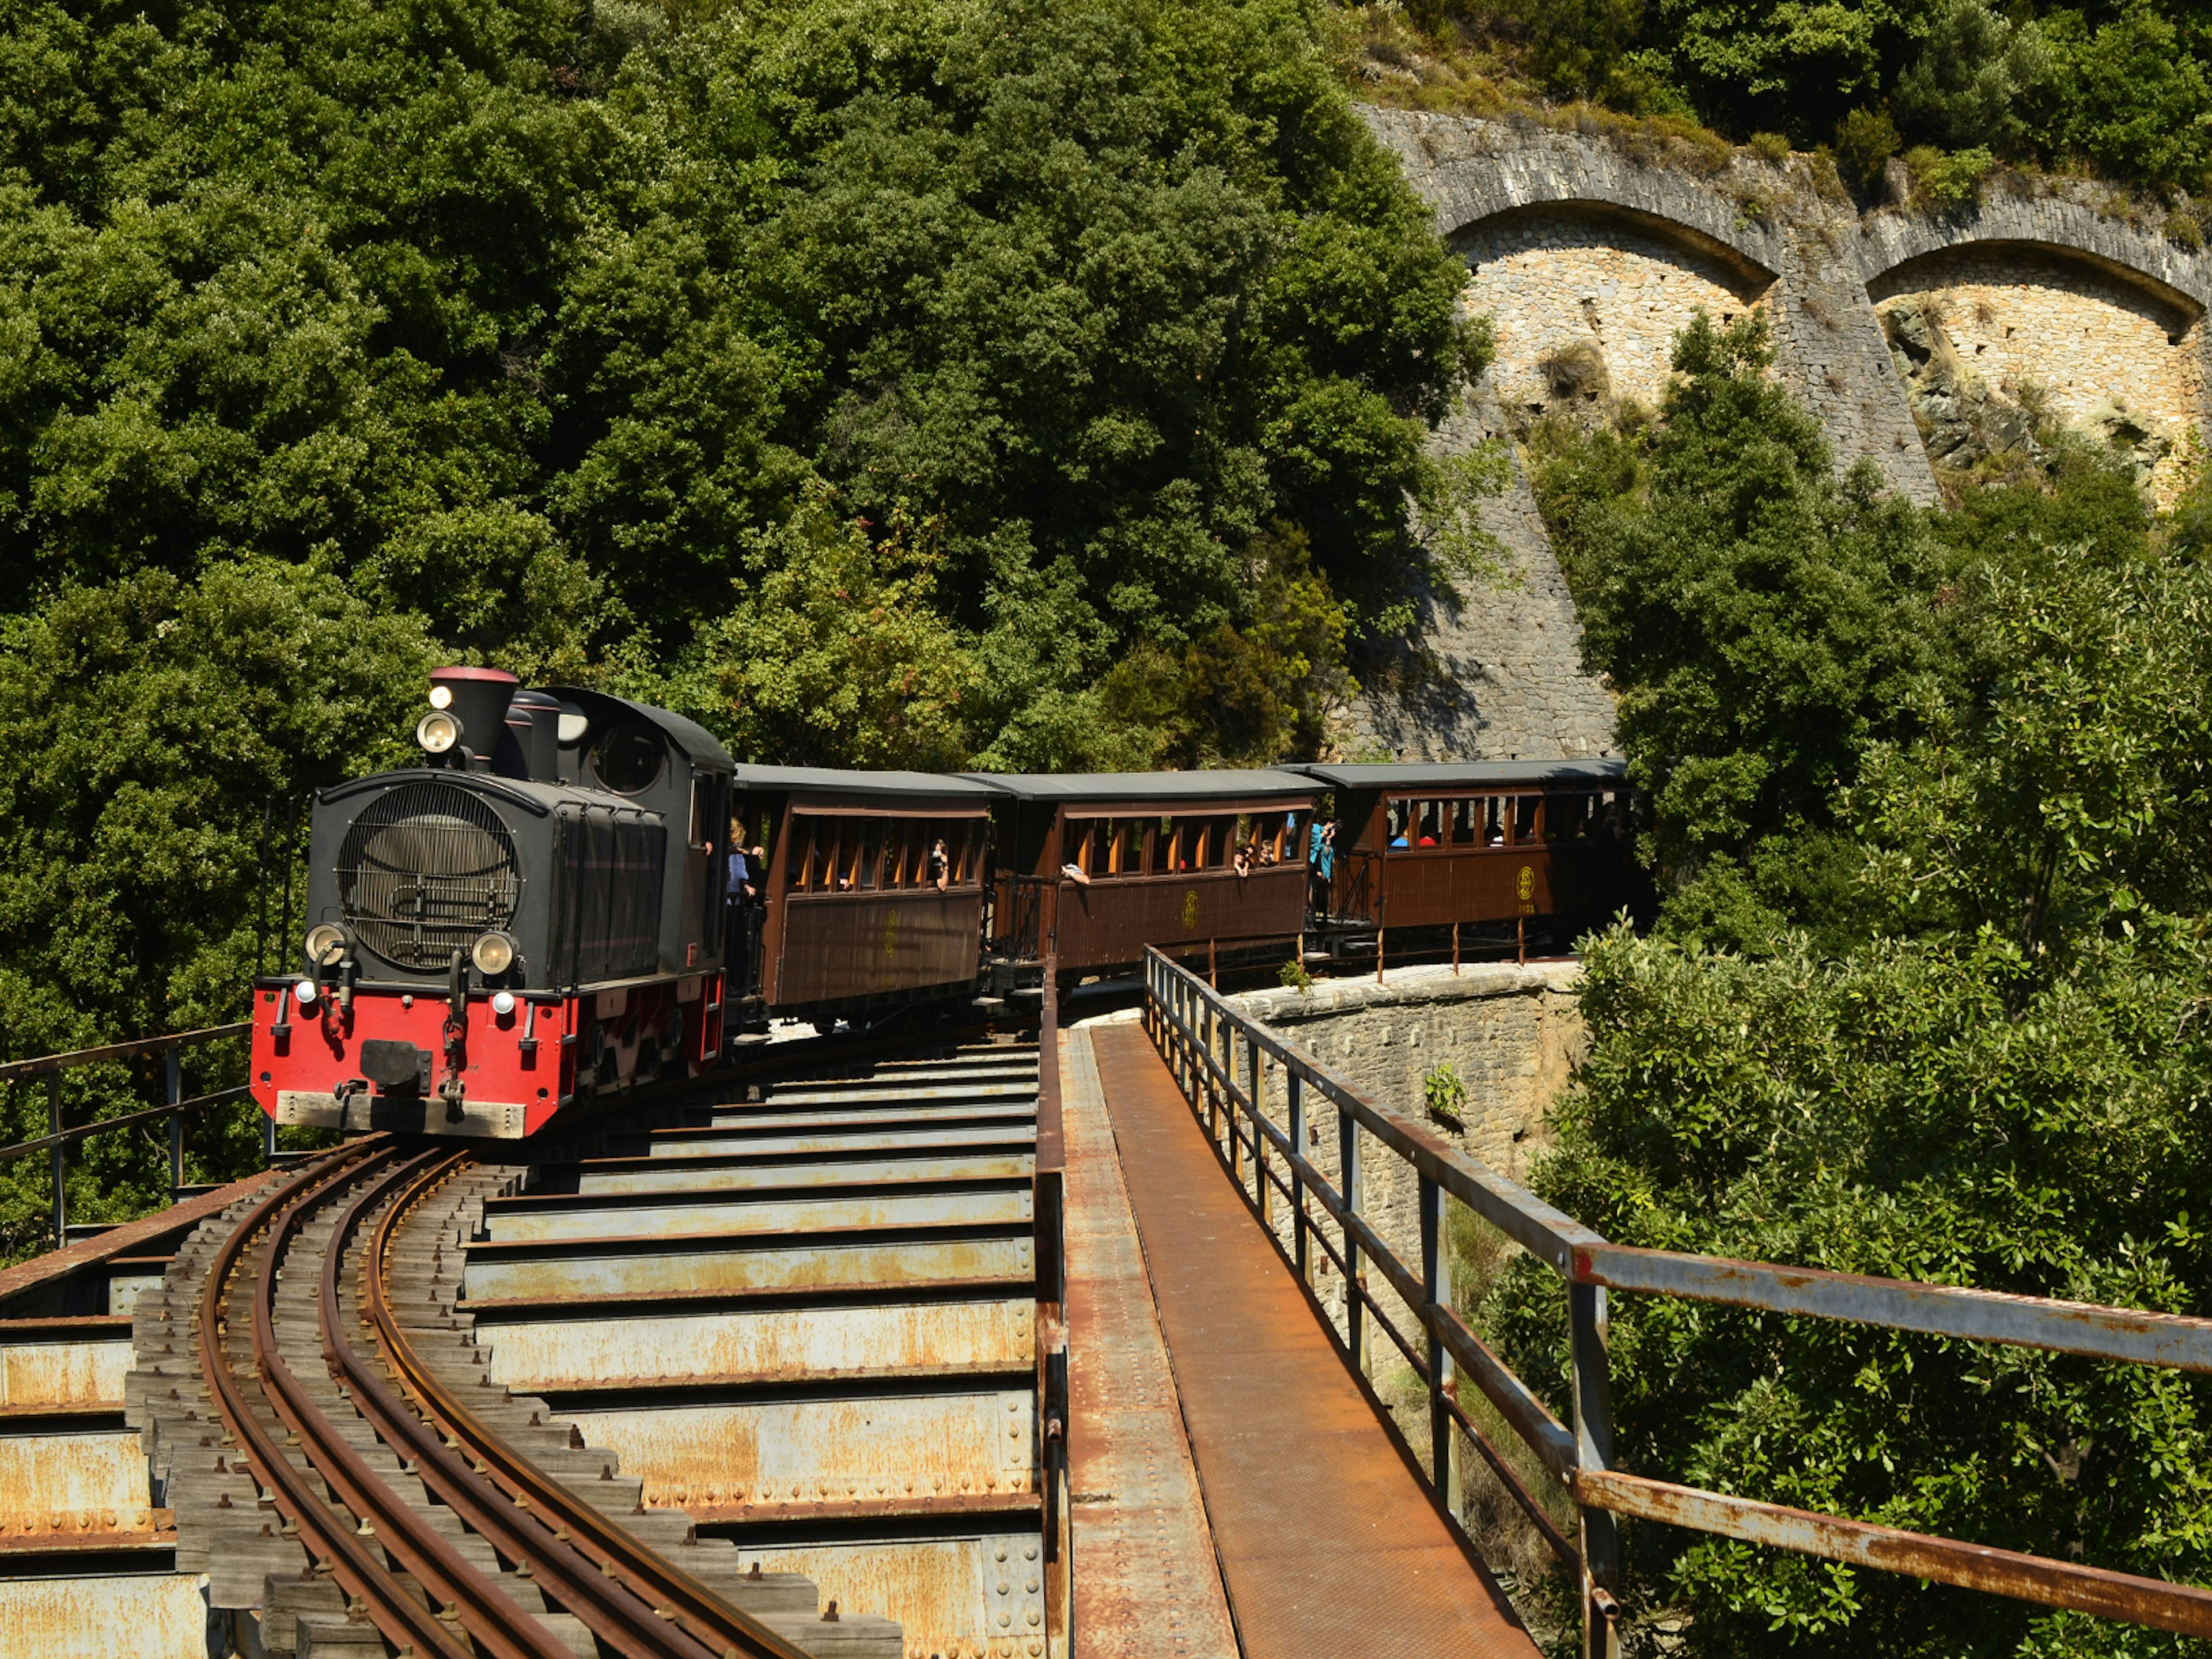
[1308,819,1335,918]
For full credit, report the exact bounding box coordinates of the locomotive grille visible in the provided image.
[338,781,521,969]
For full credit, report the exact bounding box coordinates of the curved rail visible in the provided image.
[195,1138,809,1659]
[195,1141,486,1659]
[355,1152,813,1659]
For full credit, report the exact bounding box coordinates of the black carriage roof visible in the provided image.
[961,769,1319,804]
[730,765,1001,801]
[545,687,734,772]
[1290,758,1628,791]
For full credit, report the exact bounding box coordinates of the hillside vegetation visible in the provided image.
[0,0,1484,1233]
[1347,0,2212,215]
[1487,316,2212,1658]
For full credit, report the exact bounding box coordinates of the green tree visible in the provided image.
[1531,312,1938,950]
[0,562,432,1259]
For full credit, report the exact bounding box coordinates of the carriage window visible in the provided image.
[1514,796,1541,843]
[859,820,884,888]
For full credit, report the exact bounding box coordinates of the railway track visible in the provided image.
[5,1028,1052,1658]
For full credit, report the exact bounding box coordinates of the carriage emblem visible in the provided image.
[1181,889,1200,931]
[882,907,899,959]
[1516,865,1535,903]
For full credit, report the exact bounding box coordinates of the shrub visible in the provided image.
[1423,1061,1469,1128]
[1833,107,1902,197]
[1747,130,1791,165]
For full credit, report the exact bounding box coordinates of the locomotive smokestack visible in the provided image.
[427,666,519,764]
[505,690,562,782]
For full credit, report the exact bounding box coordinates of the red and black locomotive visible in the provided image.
[252,667,732,1140]
[253,670,1647,1142]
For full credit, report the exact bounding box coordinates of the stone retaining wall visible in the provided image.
[1350,105,2212,759]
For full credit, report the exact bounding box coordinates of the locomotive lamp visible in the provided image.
[304,923,349,965]
[471,930,518,976]
[294,978,319,1006]
[427,683,455,710]
[416,709,462,754]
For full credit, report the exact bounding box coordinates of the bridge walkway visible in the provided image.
[1069,1017,1539,1659]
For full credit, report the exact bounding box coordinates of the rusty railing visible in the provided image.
[0,1022,255,1244]
[1142,946,2212,1656]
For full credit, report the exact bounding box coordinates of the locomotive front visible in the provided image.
[251,668,734,1139]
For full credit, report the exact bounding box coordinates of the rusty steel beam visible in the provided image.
[1575,1244,2212,1375]
[1575,1470,2212,1638]
[0,1024,251,1083]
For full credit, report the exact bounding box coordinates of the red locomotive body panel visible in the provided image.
[251,972,722,1139]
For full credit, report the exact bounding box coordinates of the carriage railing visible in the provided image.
[984,872,1051,964]
[1142,946,2212,1653]
[0,1022,256,1245]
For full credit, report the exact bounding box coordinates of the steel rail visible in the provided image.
[195,1140,478,1659]
[257,1147,584,1659]
[319,1154,751,1659]
[359,1152,816,1659]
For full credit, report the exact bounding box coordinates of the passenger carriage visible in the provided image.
[1290,759,1646,954]
[966,771,1320,978]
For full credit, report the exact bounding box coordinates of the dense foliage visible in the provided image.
[1498,319,2212,1655]
[1384,0,2212,196]
[0,0,1484,1237]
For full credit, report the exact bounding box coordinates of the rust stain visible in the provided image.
[0,1433,156,1535]
[0,1342,130,1408]
[464,1237,1031,1300]
[0,1573,207,1657]
[737,1534,1046,1659]
[483,1300,1036,1390]
[577,1153,1035,1196]
[481,1190,1032,1244]
[569,1392,1035,1509]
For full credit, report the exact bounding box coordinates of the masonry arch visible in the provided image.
[1865,238,2205,502]
[1452,200,1779,424]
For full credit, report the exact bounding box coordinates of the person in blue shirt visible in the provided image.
[1307,819,1335,918]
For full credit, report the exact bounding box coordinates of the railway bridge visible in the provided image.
[1,958,2209,1657]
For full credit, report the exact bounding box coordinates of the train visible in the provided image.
[251,671,1645,1140]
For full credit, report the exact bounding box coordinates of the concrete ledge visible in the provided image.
[1230,961,1582,1027]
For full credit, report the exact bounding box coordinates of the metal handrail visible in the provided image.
[1142,946,2212,1649]
[0,1020,257,1241]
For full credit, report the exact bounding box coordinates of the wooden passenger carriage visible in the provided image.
[1291,759,1645,944]
[729,767,999,1016]
[965,771,1321,975]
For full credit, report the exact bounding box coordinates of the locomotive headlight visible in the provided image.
[471,930,517,976]
[416,710,462,754]
[294,978,319,1006]
[427,684,454,710]
[304,923,349,965]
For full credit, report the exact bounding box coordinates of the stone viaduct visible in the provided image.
[1353,106,2212,761]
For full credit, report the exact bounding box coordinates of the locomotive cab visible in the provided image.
[251,669,733,1139]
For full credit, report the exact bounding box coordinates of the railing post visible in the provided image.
[1288,1070,1308,1282]
[1572,1281,1622,1658]
[1339,1104,1366,1374]
[1421,1175,1463,1522]
[48,1070,65,1245]
[166,1048,183,1199]
[1250,1036,1269,1226]
[1226,1020,1245,1189]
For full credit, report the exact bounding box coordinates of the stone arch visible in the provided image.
[1863,236,2206,503]
[1453,200,1779,425]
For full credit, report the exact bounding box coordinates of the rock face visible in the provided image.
[1348,105,2212,762]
